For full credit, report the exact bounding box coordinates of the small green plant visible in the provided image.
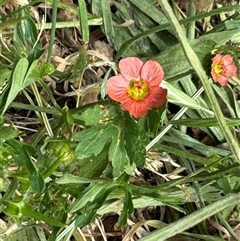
[1,0,240,240]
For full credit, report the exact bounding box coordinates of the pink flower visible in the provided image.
[211,54,237,86]
[107,57,167,118]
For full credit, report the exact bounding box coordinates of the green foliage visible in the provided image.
[1,1,240,240]
[74,105,147,177]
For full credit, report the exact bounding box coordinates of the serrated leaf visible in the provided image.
[77,145,109,178]
[81,105,118,125]
[74,124,117,158]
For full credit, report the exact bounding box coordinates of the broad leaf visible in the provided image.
[109,126,130,178]
[74,124,117,158]
[2,58,29,115]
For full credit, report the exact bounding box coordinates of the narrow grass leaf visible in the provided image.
[169,117,240,127]
[139,192,240,241]
[56,174,101,184]
[47,0,58,63]
[115,6,240,60]
[162,80,203,109]
[78,0,89,43]
[101,0,115,48]
[213,84,240,118]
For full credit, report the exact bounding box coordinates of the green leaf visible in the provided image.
[81,105,118,126]
[77,145,109,178]
[155,29,240,81]
[128,0,177,49]
[109,126,130,178]
[0,142,15,166]
[72,45,88,78]
[78,0,89,43]
[73,183,117,227]
[213,84,240,118]
[23,59,39,88]
[101,0,115,48]
[117,189,133,226]
[162,81,203,109]
[138,193,240,241]
[74,124,117,158]
[112,1,158,57]
[22,147,45,193]
[169,117,240,127]
[124,115,147,167]
[162,129,231,157]
[70,182,115,212]
[23,61,55,88]
[0,68,10,91]
[1,58,29,115]
[1,227,48,241]
[75,210,97,228]
[56,174,96,184]
[20,204,63,227]
[147,105,166,134]
[115,6,240,60]
[0,125,19,141]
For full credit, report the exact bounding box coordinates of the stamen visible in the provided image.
[127,79,149,101]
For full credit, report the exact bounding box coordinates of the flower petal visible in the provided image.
[211,68,218,81]
[224,64,237,77]
[107,76,128,102]
[221,54,233,66]
[213,74,228,86]
[145,86,167,108]
[119,57,143,80]
[140,60,164,86]
[212,54,222,64]
[121,99,148,118]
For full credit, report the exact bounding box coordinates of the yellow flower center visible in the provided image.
[126,79,149,101]
[213,62,223,76]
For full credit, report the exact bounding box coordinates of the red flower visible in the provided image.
[107,57,167,118]
[211,54,237,86]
